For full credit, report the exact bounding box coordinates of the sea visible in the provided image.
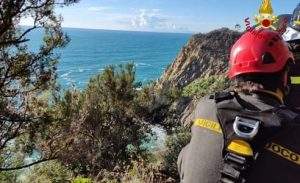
[27,28,191,89]
[26,28,191,149]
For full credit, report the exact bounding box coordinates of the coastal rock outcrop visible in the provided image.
[156,28,241,126]
[158,28,241,88]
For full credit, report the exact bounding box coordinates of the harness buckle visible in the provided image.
[233,116,261,139]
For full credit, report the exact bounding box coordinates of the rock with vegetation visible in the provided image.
[158,28,240,89]
[180,75,231,126]
[157,28,240,127]
[182,75,231,99]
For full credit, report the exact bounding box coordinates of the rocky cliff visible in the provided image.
[156,28,241,127]
[158,28,241,88]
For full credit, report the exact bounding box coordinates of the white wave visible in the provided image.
[65,77,75,83]
[61,71,71,78]
[79,81,88,85]
[135,62,152,67]
[78,68,93,73]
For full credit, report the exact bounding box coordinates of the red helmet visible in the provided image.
[228,29,294,79]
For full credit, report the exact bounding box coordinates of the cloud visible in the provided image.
[61,6,191,33]
[88,6,111,12]
[131,9,163,28]
[130,9,189,32]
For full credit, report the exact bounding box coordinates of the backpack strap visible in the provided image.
[293,115,300,123]
[213,91,285,183]
[213,91,235,103]
[268,105,299,126]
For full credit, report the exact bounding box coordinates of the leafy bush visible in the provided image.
[182,75,230,98]
[16,63,191,182]
[0,0,78,173]
[122,159,174,183]
[135,83,183,133]
[72,177,92,183]
[119,126,191,182]
[37,64,153,178]
[0,170,20,183]
[22,160,73,183]
[161,126,191,180]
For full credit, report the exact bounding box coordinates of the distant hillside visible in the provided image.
[158,28,241,88]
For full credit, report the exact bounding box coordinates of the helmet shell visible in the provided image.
[228,29,294,79]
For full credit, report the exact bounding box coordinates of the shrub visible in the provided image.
[22,160,73,183]
[0,170,19,183]
[41,64,153,177]
[161,126,191,180]
[0,0,78,173]
[72,177,93,183]
[30,63,190,181]
[121,159,174,183]
[182,75,230,98]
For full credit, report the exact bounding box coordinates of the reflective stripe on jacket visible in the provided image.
[286,61,300,110]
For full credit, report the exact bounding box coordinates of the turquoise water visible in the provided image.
[28,28,191,89]
[24,28,190,150]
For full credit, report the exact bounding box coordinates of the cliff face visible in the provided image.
[156,28,241,127]
[158,28,241,88]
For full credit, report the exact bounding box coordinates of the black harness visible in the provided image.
[212,91,298,183]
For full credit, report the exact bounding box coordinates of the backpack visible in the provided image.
[212,91,299,183]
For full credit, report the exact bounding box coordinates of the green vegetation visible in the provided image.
[22,160,73,183]
[0,0,79,173]
[162,126,191,179]
[0,1,231,182]
[48,64,153,178]
[0,63,185,182]
[182,75,230,98]
[0,170,20,183]
[72,177,93,183]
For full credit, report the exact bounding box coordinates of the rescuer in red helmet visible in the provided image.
[177,29,300,183]
[280,4,300,112]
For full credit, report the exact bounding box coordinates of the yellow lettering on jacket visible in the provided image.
[265,142,300,165]
[194,119,222,134]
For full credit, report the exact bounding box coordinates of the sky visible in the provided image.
[20,0,300,33]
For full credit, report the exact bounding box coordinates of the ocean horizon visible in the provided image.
[60,26,195,34]
[27,27,192,89]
